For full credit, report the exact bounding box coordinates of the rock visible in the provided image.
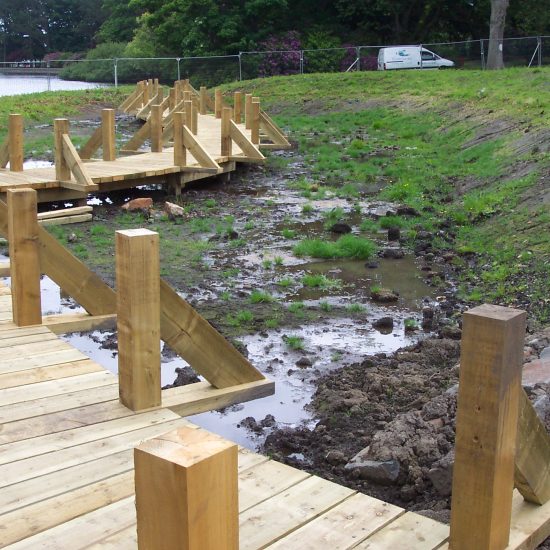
[164,201,185,219]
[381,247,404,259]
[345,456,401,484]
[373,317,394,330]
[541,347,550,361]
[428,450,454,497]
[387,227,401,241]
[227,229,239,240]
[329,222,352,234]
[260,414,277,428]
[372,206,397,218]
[121,197,153,212]
[162,366,200,389]
[325,450,346,465]
[68,233,78,243]
[416,230,433,240]
[396,206,420,217]
[533,394,550,420]
[296,357,313,368]
[439,325,462,340]
[371,287,399,303]
[523,358,550,388]
[422,307,435,329]
[365,261,379,269]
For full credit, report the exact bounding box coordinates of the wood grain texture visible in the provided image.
[116,229,161,411]
[450,304,526,550]
[9,113,24,171]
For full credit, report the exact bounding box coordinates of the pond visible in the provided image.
[0,74,107,97]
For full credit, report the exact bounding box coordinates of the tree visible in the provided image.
[486,0,509,68]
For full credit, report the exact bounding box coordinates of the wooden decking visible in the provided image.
[2,278,550,548]
[0,114,259,203]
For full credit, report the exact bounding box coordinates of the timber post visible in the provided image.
[221,107,232,157]
[215,89,222,119]
[233,92,242,124]
[245,93,253,129]
[7,188,42,326]
[116,228,161,411]
[200,86,207,114]
[101,109,116,161]
[191,98,198,135]
[8,114,24,172]
[168,88,176,111]
[134,425,239,550]
[251,98,260,145]
[150,105,163,153]
[449,304,526,550]
[184,101,193,136]
[54,118,71,181]
[173,111,186,167]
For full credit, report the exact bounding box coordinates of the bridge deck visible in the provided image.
[0,113,256,201]
[1,276,550,548]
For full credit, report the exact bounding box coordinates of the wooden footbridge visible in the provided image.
[1,90,550,549]
[0,79,290,203]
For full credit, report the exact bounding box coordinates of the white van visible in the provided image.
[377,46,454,70]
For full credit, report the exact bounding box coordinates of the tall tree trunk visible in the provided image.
[486,0,509,69]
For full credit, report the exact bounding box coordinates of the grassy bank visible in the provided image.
[224,68,549,325]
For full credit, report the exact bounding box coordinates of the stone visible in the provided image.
[345,456,400,485]
[121,197,153,212]
[296,356,313,368]
[329,222,352,234]
[365,261,379,269]
[387,227,401,241]
[396,206,420,217]
[371,287,399,303]
[522,358,550,388]
[381,247,404,259]
[68,233,78,243]
[164,201,185,219]
[428,450,454,497]
[372,317,394,330]
[533,394,550,421]
[439,325,462,340]
[416,231,433,240]
[325,450,346,465]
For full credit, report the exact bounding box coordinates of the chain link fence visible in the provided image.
[0,35,547,93]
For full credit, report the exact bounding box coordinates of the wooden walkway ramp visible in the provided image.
[0,79,290,203]
[2,283,550,548]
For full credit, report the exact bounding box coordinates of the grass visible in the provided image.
[226,310,253,327]
[283,335,305,351]
[277,277,294,288]
[282,228,297,239]
[302,274,342,290]
[346,303,366,314]
[294,234,377,260]
[250,290,274,303]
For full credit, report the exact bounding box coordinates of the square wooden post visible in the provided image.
[233,92,242,124]
[143,81,150,105]
[173,111,186,167]
[183,90,191,103]
[184,100,193,134]
[221,107,232,157]
[135,426,238,550]
[102,109,116,161]
[215,89,222,119]
[199,86,207,114]
[7,188,42,326]
[8,114,24,172]
[251,98,260,145]
[150,105,163,153]
[168,88,176,111]
[191,99,198,135]
[54,118,71,181]
[116,229,161,411]
[449,304,526,550]
[244,93,253,129]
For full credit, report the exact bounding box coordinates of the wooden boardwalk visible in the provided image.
[2,277,550,548]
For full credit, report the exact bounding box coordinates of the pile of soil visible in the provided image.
[264,328,550,526]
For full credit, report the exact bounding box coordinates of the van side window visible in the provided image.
[421,52,435,61]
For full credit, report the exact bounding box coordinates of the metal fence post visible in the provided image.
[300,50,304,74]
[538,36,542,67]
[480,40,486,69]
[114,58,118,87]
[46,61,51,92]
[177,58,181,81]
[356,47,361,71]
[238,53,242,81]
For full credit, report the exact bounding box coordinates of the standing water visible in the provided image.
[0,74,107,97]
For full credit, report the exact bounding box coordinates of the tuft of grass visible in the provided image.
[319,300,333,312]
[250,290,274,303]
[346,303,366,314]
[302,273,342,290]
[302,203,314,215]
[265,318,280,329]
[379,215,405,229]
[404,318,419,331]
[294,234,377,260]
[282,228,297,239]
[226,310,253,327]
[274,255,284,266]
[277,277,294,288]
[283,334,305,350]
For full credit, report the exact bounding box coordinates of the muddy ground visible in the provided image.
[9,106,550,539]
